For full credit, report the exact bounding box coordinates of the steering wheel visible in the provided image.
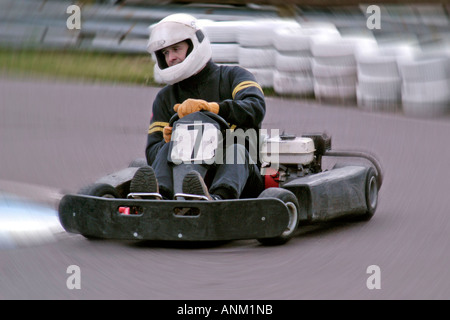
[169,110,230,131]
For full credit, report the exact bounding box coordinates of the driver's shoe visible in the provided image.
[129,165,160,199]
[182,171,221,200]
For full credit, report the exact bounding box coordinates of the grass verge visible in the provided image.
[0,48,156,86]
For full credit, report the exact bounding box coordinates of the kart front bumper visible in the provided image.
[58,195,290,241]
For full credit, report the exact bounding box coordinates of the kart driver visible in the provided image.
[130,13,266,200]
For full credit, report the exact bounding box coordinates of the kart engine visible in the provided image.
[260,132,331,186]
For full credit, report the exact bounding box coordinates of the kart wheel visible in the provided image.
[77,183,120,240]
[364,167,379,219]
[337,167,379,222]
[257,188,300,246]
[128,158,147,168]
[78,183,120,199]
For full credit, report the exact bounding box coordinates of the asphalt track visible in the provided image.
[1,77,450,300]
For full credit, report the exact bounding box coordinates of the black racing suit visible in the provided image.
[145,60,266,199]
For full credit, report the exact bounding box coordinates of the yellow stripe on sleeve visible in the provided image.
[148,121,169,134]
[232,81,264,99]
[148,127,164,135]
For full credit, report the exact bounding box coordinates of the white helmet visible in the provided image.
[147,13,212,85]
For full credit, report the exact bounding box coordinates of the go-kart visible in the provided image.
[58,111,383,245]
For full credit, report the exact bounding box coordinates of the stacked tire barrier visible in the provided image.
[311,35,377,103]
[355,45,415,112]
[398,53,450,117]
[236,19,299,89]
[201,20,242,65]
[272,24,338,97]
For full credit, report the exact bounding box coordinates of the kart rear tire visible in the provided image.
[257,188,300,246]
[348,167,378,222]
[332,166,379,222]
[78,183,120,198]
[364,167,379,220]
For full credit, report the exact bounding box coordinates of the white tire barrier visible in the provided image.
[310,36,376,58]
[356,77,402,112]
[401,78,450,99]
[355,44,416,78]
[357,73,402,101]
[211,43,239,63]
[273,25,340,52]
[237,19,299,72]
[310,37,376,102]
[315,74,358,87]
[273,25,308,51]
[237,19,299,48]
[357,59,401,79]
[271,23,340,95]
[314,54,357,67]
[356,88,401,112]
[238,46,276,68]
[314,81,357,101]
[354,44,419,111]
[200,20,244,44]
[397,52,450,117]
[274,51,312,73]
[311,59,357,77]
[402,78,450,117]
[244,67,274,88]
[273,71,314,96]
[298,21,339,32]
[398,54,450,82]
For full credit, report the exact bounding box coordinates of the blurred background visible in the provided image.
[1,0,449,116]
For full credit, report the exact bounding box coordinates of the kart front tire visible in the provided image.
[128,158,148,168]
[257,188,300,246]
[77,183,120,240]
[78,183,120,198]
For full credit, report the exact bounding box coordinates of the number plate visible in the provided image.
[169,122,219,164]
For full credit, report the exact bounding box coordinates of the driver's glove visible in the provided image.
[173,98,219,119]
[163,126,172,143]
